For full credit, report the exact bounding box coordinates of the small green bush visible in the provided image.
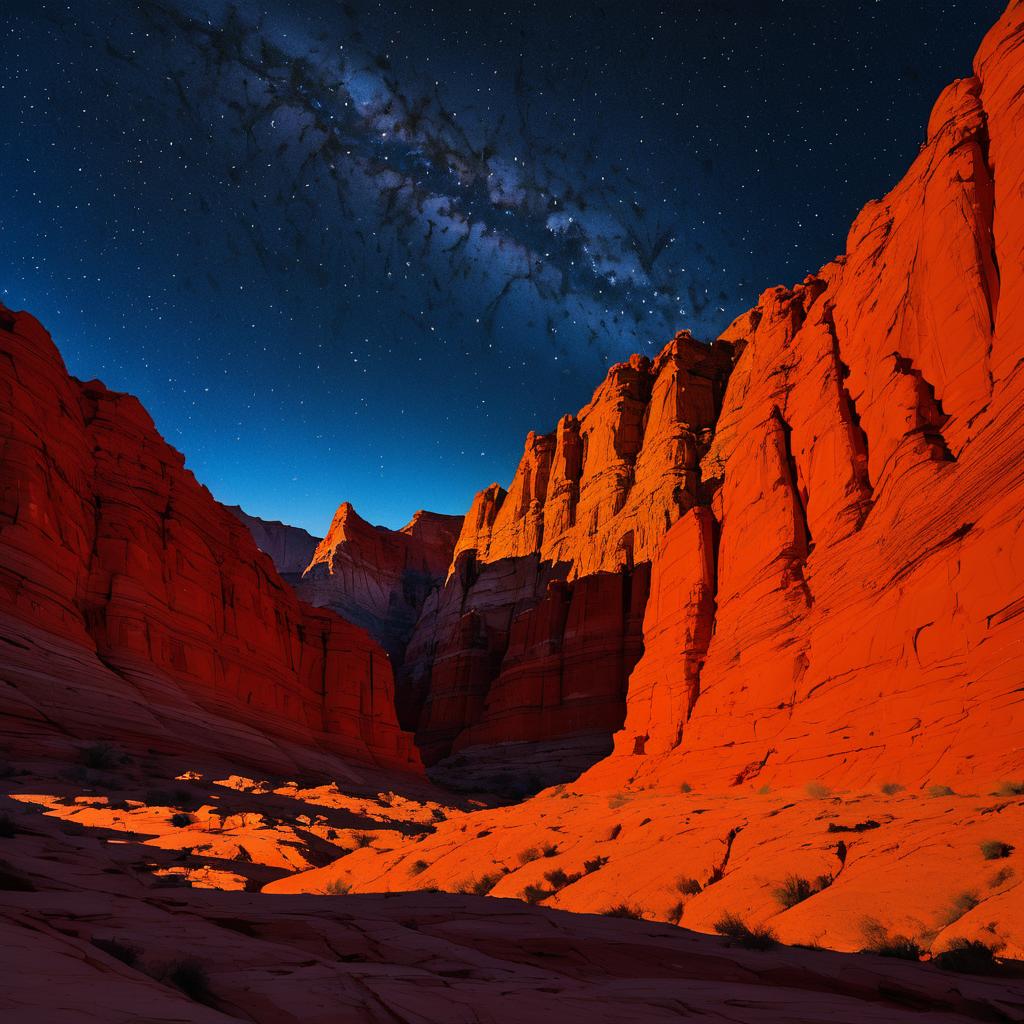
[980,840,1013,860]
[543,867,580,890]
[541,843,559,858]
[860,920,921,961]
[518,847,541,865]
[773,875,815,909]
[468,873,502,896]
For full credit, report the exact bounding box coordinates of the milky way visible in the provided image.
[0,0,1004,532]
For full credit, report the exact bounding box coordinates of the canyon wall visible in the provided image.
[226,505,320,581]
[405,333,733,767]
[600,5,1024,789]
[0,306,420,773]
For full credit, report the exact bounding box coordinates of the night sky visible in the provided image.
[1,1,1005,534]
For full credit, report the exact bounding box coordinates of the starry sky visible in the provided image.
[0,0,1005,534]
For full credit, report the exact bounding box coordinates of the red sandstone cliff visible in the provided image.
[0,306,420,773]
[405,333,732,771]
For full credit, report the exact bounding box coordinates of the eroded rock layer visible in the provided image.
[404,331,732,767]
[0,307,420,773]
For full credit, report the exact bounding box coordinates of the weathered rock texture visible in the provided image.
[405,333,732,768]
[0,306,420,773]
[225,505,320,581]
[297,503,461,713]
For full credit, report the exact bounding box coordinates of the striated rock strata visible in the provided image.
[0,306,420,773]
[225,505,320,581]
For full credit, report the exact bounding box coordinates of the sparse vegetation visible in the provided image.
[352,832,375,848]
[91,936,139,966]
[994,780,1024,797]
[714,912,777,950]
[927,784,955,798]
[773,875,814,908]
[521,884,551,904]
[679,782,692,794]
[145,786,201,811]
[668,900,685,922]
[980,840,1014,860]
[458,872,501,896]
[163,959,214,1004]
[606,824,623,841]
[880,782,904,795]
[940,890,980,926]
[756,784,772,795]
[541,843,559,858]
[170,812,194,828]
[827,819,880,833]
[989,866,1014,888]
[584,855,608,874]
[602,903,643,919]
[805,781,831,799]
[934,938,1000,975]
[517,847,541,866]
[860,919,921,961]
[80,742,123,770]
[324,878,351,895]
[408,859,429,876]
[543,867,580,890]
[675,876,702,896]
[608,792,632,809]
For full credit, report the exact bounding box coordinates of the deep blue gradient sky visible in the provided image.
[1,1,1005,534]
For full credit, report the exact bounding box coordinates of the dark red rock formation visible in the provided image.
[0,306,420,773]
[225,505,320,581]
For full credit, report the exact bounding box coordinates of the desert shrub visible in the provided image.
[164,959,214,1004]
[756,784,772,795]
[994,780,1024,797]
[714,912,777,950]
[169,812,194,828]
[675,876,702,896]
[541,843,559,858]
[927,784,955,798]
[543,867,580,890]
[408,859,429,876]
[989,866,1014,888]
[602,903,643,919]
[518,847,541,865]
[940,890,980,926]
[606,824,623,841]
[324,878,351,895]
[145,786,201,811]
[458,873,501,896]
[679,782,692,793]
[860,920,921,961]
[773,875,815,909]
[608,792,632,809]
[827,819,880,833]
[0,814,16,839]
[805,781,831,799]
[934,938,999,975]
[521,884,551,904]
[980,840,1014,860]
[880,782,904,795]
[352,833,374,848]
[584,855,608,874]
[91,936,139,966]
[80,742,123,770]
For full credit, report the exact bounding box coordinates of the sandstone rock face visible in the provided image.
[605,3,1024,790]
[297,502,461,670]
[404,331,732,767]
[0,307,420,773]
[225,505,320,581]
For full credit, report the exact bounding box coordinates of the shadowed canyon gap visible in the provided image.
[1,3,1024,1021]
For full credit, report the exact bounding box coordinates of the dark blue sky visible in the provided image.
[1,0,1005,534]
